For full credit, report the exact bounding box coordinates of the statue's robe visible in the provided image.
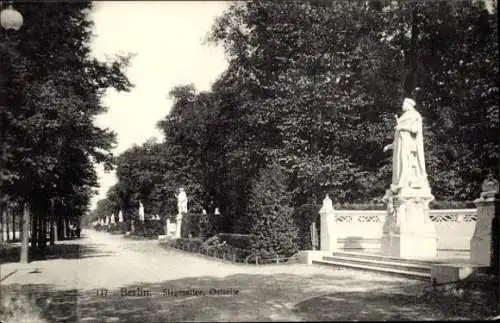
[391,108,428,191]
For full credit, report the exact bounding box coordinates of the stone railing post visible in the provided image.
[470,174,499,266]
[319,195,337,251]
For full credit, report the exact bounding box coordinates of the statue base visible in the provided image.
[174,213,183,239]
[381,187,437,259]
[470,195,497,265]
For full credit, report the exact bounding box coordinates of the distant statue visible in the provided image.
[383,98,429,192]
[139,201,145,221]
[177,188,188,215]
[118,210,124,223]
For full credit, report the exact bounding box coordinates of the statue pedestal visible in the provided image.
[470,195,497,265]
[174,213,182,239]
[319,195,338,251]
[381,187,437,259]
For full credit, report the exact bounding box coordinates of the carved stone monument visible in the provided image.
[175,188,187,238]
[470,174,498,265]
[381,98,437,259]
[118,210,124,223]
[319,194,337,251]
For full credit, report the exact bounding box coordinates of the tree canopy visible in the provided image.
[95,0,498,236]
[1,1,133,248]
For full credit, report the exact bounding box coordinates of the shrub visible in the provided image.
[247,163,298,258]
[333,203,386,210]
[429,200,475,209]
[199,235,251,260]
[217,233,251,250]
[171,237,204,252]
[133,220,164,238]
[293,203,320,250]
[180,212,214,239]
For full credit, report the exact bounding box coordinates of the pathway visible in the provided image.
[0,229,496,322]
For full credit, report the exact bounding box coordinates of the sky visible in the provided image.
[89,1,230,210]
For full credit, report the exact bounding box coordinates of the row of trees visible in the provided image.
[0,2,132,260]
[90,0,497,256]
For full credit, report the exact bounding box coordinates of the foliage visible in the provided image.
[293,203,320,250]
[105,222,128,234]
[103,0,497,239]
[207,0,498,205]
[132,220,164,238]
[429,200,476,210]
[170,237,204,252]
[247,163,298,257]
[180,212,214,239]
[0,1,132,251]
[217,233,252,250]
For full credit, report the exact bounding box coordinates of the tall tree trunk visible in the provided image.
[31,212,38,249]
[49,199,55,245]
[40,211,47,250]
[65,217,70,239]
[6,206,10,242]
[57,217,64,241]
[19,208,23,239]
[20,202,30,263]
[0,202,4,243]
[11,211,16,241]
[49,218,55,246]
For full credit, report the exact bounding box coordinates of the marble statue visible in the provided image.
[139,201,145,221]
[118,210,124,223]
[383,98,429,192]
[177,188,188,214]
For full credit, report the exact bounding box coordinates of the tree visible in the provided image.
[207,0,498,206]
[0,1,133,259]
[247,163,298,258]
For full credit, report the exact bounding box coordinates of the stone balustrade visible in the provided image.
[332,208,477,251]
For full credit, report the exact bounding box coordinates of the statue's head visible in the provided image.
[402,98,416,111]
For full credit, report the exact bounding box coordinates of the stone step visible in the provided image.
[323,255,432,274]
[312,259,431,281]
[331,250,444,266]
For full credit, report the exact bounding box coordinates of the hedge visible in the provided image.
[216,233,252,250]
[180,212,216,239]
[293,204,320,250]
[132,220,164,238]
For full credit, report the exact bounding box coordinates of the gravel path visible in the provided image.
[1,229,497,322]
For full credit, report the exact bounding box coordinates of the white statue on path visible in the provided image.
[139,201,145,221]
[383,98,429,192]
[118,210,124,223]
[177,188,188,215]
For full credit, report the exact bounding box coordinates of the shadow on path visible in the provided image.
[0,243,115,265]
[1,272,497,322]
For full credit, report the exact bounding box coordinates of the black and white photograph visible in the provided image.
[0,0,499,321]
